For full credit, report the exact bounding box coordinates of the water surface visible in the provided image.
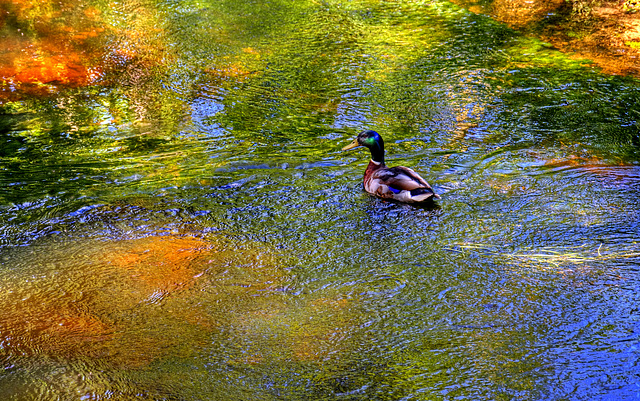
[0,0,639,399]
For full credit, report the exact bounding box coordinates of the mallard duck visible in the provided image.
[342,130,440,203]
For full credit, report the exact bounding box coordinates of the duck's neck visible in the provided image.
[368,140,385,164]
[364,159,384,182]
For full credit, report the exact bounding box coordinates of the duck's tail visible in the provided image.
[409,188,441,202]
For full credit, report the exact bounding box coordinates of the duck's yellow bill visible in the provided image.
[342,139,360,151]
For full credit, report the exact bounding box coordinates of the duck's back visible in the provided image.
[364,162,439,203]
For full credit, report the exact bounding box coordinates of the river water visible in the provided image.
[0,0,639,399]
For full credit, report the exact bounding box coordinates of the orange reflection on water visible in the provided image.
[0,291,115,356]
[0,235,214,364]
[453,0,565,27]
[0,0,111,97]
[491,0,565,27]
[104,235,213,296]
[543,154,630,176]
[1,231,358,375]
[0,0,174,101]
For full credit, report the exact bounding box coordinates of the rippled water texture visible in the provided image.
[0,0,639,399]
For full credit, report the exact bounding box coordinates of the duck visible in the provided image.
[342,130,440,203]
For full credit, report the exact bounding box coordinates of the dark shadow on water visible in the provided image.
[365,195,443,213]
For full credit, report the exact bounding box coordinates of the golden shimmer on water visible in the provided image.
[0,232,357,372]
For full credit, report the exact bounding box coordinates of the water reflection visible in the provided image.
[0,0,105,98]
[0,0,640,399]
[454,0,566,27]
[0,220,367,398]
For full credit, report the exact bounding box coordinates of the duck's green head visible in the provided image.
[342,130,385,163]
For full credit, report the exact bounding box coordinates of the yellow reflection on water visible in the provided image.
[1,235,216,365]
[0,230,359,390]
